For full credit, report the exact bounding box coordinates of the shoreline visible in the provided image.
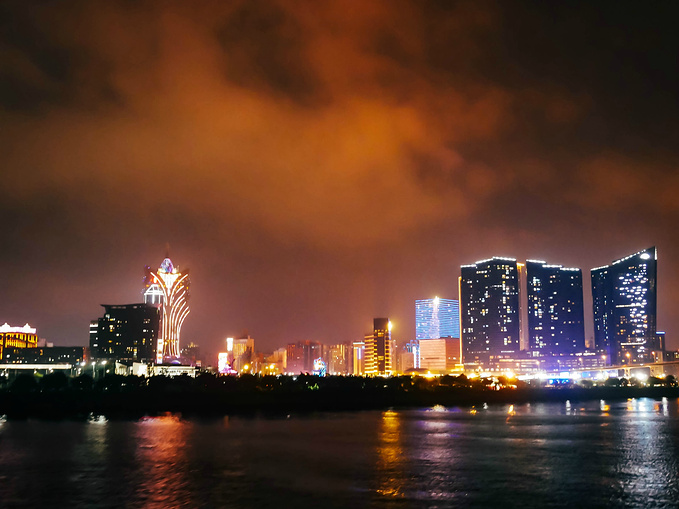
[1,382,677,420]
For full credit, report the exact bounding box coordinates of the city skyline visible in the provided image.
[0,2,677,356]
[0,245,670,360]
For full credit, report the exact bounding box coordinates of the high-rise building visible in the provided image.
[416,297,460,340]
[352,339,365,375]
[526,260,585,355]
[232,336,255,372]
[286,340,321,374]
[0,323,38,360]
[327,343,350,375]
[591,247,658,365]
[416,297,461,372]
[364,318,392,376]
[143,258,190,363]
[460,257,520,365]
[90,304,159,363]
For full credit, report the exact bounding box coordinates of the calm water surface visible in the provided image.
[1,399,679,508]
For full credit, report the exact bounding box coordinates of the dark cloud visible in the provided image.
[0,2,127,112]
[215,2,326,107]
[0,0,677,357]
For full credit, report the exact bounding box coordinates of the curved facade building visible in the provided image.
[591,247,657,365]
[144,258,190,363]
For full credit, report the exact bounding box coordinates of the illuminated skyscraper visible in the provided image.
[143,257,190,363]
[364,318,392,376]
[416,297,461,371]
[415,298,460,340]
[526,260,585,355]
[591,247,658,365]
[460,257,520,364]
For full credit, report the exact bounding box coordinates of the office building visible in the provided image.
[327,343,350,375]
[416,297,461,371]
[0,323,39,360]
[231,336,255,372]
[90,304,159,363]
[460,257,520,365]
[285,340,321,373]
[364,318,392,376]
[352,339,365,375]
[592,247,658,365]
[526,260,585,355]
[143,257,190,363]
[416,298,460,340]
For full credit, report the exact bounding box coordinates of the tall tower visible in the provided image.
[525,260,585,355]
[144,257,190,363]
[364,318,392,376]
[460,257,520,365]
[591,247,657,365]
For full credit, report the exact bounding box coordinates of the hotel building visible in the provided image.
[526,260,585,355]
[90,303,159,363]
[592,247,658,365]
[143,257,190,363]
[460,257,520,365]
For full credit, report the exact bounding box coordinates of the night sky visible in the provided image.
[1,1,678,359]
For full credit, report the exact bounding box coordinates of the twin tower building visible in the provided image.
[459,247,659,369]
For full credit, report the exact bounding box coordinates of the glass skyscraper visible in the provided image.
[591,247,658,365]
[526,260,585,355]
[416,297,460,340]
[460,257,520,363]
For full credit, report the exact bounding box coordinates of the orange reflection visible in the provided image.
[376,410,405,499]
[134,413,191,507]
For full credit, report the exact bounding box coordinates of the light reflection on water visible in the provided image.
[376,410,405,499]
[133,415,192,508]
[0,400,678,507]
